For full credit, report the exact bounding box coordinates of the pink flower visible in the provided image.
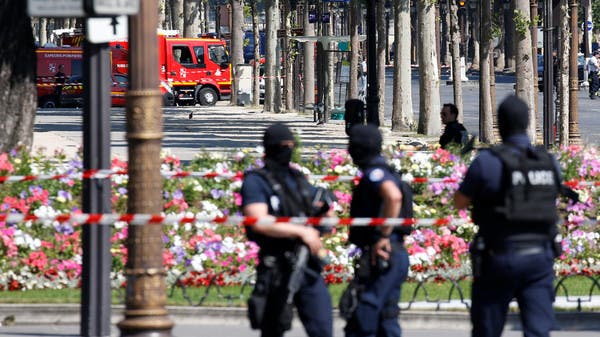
[0,153,14,173]
[233,192,242,206]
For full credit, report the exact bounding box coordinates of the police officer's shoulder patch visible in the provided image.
[368,168,385,182]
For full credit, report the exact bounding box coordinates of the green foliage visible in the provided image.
[593,1,600,41]
[491,13,503,39]
[513,9,531,37]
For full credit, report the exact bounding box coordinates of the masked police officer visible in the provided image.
[344,124,410,337]
[241,123,333,337]
[454,95,562,337]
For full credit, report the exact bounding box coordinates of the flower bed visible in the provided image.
[0,144,598,290]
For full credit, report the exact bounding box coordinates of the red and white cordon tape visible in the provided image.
[0,169,598,187]
[0,213,472,227]
[1,213,596,227]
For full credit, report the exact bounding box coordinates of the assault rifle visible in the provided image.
[285,187,335,304]
[286,244,310,304]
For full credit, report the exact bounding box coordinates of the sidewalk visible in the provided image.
[32,103,436,162]
[0,302,599,332]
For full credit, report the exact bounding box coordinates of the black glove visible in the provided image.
[560,184,580,203]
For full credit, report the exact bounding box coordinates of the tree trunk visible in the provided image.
[514,0,535,140]
[229,0,244,106]
[505,2,516,71]
[303,2,316,110]
[391,0,413,131]
[472,6,480,70]
[495,0,506,71]
[264,0,281,113]
[0,1,36,153]
[558,0,570,145]
[449,0,463,123]
[171,0,184,33]
[443,4,451,66]
[283,3,294,113]
[479,0,494,143]
[325,7,334,120]
[159,0,167,29]
[183,0,200,38]
[416,0,441,136]
[377,0,386,125]
[39,18,48,46]
[348,0,360,99]
[251,1,261,107]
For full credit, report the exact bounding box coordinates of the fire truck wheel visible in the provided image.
[41,98,58,109]
[197,87,217,106]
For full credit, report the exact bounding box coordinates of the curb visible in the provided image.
[1,305,599,331]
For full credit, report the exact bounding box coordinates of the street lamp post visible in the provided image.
[569,0,581,144]
[542,0,554,147]
[366,0,379,126]
[117,0,174,336]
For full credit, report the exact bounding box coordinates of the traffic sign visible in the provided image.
[85,0,139,16]
[581,21,594,32]
[28,0,85,17]
[86,16,128,44]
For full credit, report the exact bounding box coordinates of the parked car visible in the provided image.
[537,53,584,90]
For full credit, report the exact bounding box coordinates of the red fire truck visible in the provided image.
[110,33,232,106]
[37,32,231,107]
[36,47,175,108]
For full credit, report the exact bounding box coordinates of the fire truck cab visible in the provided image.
[158,34,231,106]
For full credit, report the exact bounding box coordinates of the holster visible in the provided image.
[247,255,294,331]
[339,279,360,320]
[247,263,272,329]
[469,236,485,278]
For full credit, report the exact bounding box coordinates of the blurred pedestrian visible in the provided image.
[588,50,599,99]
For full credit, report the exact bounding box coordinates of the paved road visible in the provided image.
[32,103,425,162]
[381,68,600,145]
[33,71,599,164]
[0,324,598,337]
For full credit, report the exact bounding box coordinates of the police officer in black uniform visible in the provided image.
[454,95,562,337]
[344,124,410,337]
[241,123,333,337]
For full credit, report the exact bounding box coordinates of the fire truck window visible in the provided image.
[194,46,206,68]
[173,46,193,65]
[114,74,128,88]
[208,45,229,65]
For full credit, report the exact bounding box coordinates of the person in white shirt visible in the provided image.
[588,50,600,99]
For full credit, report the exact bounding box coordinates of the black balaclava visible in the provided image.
[263,123,295,167]
[497,95,529,141]
[348,124,382,168]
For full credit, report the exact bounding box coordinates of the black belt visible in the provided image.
[488,240,549,256]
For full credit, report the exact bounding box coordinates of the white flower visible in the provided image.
[190,254,205,271]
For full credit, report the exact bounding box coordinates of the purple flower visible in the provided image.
[58,190,72,201]
[54,222,74,235]
[69,158,83,170]
[118,187,128,195]
[172,189,184,200]
[210,189,224,199]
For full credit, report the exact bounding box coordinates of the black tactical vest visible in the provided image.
[473,145,560,237]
